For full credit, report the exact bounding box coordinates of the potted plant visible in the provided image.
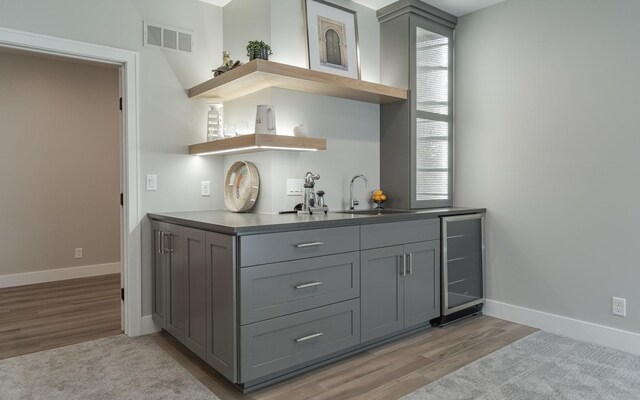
[246,40,273,61]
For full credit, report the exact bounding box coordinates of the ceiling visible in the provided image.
[200,0,505,16]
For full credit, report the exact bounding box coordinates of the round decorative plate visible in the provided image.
[224,161,260,212]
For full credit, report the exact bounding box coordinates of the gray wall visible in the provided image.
[0,0,225,315]
[0,50,120,274]
[455,0,640,333]
[222,0,381,214]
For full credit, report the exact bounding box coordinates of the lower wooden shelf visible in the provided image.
[189,134,327,156]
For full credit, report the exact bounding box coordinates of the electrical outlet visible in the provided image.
[75,248,83,259]
[612,297,626,317]
[146,174,157,191]
[201,180,211,196]
[287,179,304,196]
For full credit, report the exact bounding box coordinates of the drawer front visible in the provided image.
[240,299,360,382]
[361,219,439,250]
[240,252,360,324]
[240,226,359,267]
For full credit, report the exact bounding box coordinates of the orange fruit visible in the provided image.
[381,194,387,201]
[373,190,383,196]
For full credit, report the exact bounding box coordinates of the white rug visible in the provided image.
[0,335,218,400]
[403,331,640,400]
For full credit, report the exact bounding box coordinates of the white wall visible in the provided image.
[455,0,640,334]
[222,0,381,214]
[0,50,120,274]
[0,0,225,315]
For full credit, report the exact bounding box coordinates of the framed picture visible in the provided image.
[303,0,361,79]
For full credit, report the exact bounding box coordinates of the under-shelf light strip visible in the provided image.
[196,146,319,156]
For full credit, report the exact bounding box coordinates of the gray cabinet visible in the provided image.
[151,220,167,330]
[240,252,360,324]
[361,245,405,342]
[240,299,360,383]
[205,232,237,382]
[361,220,440,342]
[151,223,217,360]
[361,241,440,342]
[378,1,457,209]
[151,216,446,390]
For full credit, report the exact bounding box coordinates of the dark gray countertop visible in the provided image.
[148,207,485,235]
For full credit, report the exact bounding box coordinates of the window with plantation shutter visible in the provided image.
[378,2,456,210]
[415,25,453,205]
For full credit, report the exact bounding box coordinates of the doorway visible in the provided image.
[0,48,123,358]
[0,26,142,338]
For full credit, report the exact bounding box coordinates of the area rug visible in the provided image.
[0,335,218,400]
[403,331,640,400]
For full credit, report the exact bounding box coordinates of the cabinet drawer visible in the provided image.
[240,226,359,267]
[240,299,360,382]
[361,219,439,250]
[240,252,360,324]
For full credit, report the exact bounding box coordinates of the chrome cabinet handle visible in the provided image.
[294,281,323,289]
[157,231,164,254]
[163,232,174,254]
[408,253,413,275]
[295,332,323,342]
[399,254,406,276]
[295,242,324,248]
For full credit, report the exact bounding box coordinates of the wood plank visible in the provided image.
[153,315,537,400]
[189,134,327,156]
[188,59,407,104]
[0,274,122,360]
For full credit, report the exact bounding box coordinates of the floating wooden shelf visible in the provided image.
[189,134,327,156]
[188,59,407,104]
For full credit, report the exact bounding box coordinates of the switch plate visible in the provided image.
[146,174,157,191]
[75,248,83,259]
[287,179,304,196]
[201,181,211,196]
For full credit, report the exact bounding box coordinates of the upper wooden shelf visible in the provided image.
[188,59,408,104]
[189,134,326,156]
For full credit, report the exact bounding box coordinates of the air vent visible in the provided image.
[143,21,194,55]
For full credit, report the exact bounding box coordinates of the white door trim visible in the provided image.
[0,27,143,336]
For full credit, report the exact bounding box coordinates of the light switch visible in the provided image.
[201,181,211,196]
[146,174,157,191]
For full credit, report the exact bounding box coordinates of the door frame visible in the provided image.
[0,27,143,336]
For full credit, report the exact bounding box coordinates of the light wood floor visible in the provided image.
[0,274,122,360]
[153,315,537,400]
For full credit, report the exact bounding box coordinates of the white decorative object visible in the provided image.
[206,103,223,141]
[224,161,260,213]
[254,105,276,134]
[293,123,309,137]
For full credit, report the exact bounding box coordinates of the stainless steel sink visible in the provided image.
[334,209,417,215]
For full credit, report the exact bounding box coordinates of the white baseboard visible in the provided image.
[484,299,640,356]
[0,262,121,288]
[140,315,160,336]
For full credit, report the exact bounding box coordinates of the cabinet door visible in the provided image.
[175,225,207,358]
[205,232,237,383]
[403,240,440,327]
[165,225,187,341]
[361,245,405,343]
[151,220,167,329]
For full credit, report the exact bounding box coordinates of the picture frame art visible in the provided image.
[303,0,361,79]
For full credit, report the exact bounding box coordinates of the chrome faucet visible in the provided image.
[349,174,369,210]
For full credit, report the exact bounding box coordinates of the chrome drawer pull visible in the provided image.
[295,241,324,248]
[294,281,323,289]
[295,332,324,342]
